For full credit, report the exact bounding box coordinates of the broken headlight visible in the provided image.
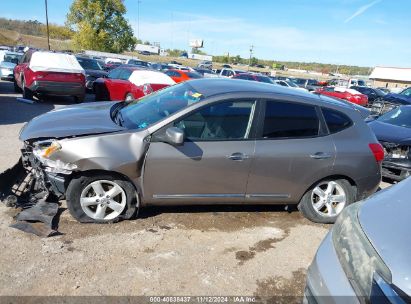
[332,202,392,301]
[33,140,77,174]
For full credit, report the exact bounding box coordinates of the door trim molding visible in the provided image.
[153,193,290,199]
[246,194,291,199]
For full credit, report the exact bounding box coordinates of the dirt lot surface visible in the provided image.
[0,80,390,298]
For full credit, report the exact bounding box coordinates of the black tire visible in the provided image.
[66,172,139,223]
[22,79,34,100]
[13,79,22,93]
[74,95,85,103]
[298,179,355,224]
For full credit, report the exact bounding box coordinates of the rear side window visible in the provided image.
[322,108,353,134]
[262,101,320,139]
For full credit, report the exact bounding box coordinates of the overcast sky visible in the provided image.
[2,0,410,67]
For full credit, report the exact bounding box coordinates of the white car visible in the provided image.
[275,80,309,92]
[0,51,23,81]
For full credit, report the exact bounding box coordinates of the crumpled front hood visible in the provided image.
[359,179,411,297]
[368,120,411,145]
[384,93,411,105]
[19,102,125,141]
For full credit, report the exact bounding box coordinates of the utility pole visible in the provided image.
[45,0,50,50]
[137,0,142,42]
[248,45,254,71]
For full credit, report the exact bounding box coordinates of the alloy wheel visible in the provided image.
[310,181,347,217]
[80,180,127,220]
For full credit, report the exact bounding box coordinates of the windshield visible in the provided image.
[77,58,102,70]
[286,80,298,88]
[400,88,411,97]
[378,107,411,128]
[118,82,204,129]
[256,76,274,84]
[357,80,366,86]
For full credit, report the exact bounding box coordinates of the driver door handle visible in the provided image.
[227,153,250,161]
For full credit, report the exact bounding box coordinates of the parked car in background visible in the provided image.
[316,86,368,106]
[0,51,23,81]
[221,64,232,68]
[194,68,218,78]
[150,62,173,71]
[197,60,212,70]
[94,65,175,101]
[14,51,86,102]
[102,61,122,72]
[164,69,203,83]
[126,59,150,68]
[368,106,411,181]
[219,68,245,78]
[275,80,309,92]
[384,87,411,105]
[291,78,323,91]
[76,56,108,92]
[350,86,386,103]
[18,79,381,224]
[305,178,411,304]
[232,73,276,84]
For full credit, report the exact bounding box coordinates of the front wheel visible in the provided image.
[66,173,139,223]
[298,179,355,224]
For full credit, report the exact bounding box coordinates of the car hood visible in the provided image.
[368,120,411,145]
[384,93,411,105]
[85,69,108,78]
[359,179,411,296]
[19,102,125,141]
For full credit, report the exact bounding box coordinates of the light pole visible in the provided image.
[248,45,254,71]
[45,0,50,50]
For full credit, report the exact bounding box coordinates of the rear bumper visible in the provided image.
[29,80,85,97]
[304,232,359,304]
[355,171,381,200]
[382,158,411,182]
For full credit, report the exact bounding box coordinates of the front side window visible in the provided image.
[400,88,411,97]
[322,108,353,133]
[175,100,256,141]
[108,68,122,79]
[261,101,320,139]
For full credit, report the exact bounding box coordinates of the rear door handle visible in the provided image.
[310,152,332,160]
[227,152,250,161]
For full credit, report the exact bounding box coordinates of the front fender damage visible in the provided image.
[0,157,60,237]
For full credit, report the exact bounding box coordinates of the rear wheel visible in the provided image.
[22,79,34,100]
[13,79,22,93]
[298,179,355,223]
[66,173,139,223]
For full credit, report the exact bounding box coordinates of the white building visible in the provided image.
[369,66,411,89]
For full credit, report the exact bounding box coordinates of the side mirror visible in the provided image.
[155,127,184,146]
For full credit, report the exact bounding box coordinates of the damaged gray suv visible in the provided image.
[18,79,382,223]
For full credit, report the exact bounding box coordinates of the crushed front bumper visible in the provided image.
[382,158,411,182]
[21,143,67,197]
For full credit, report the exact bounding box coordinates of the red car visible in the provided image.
[14,51,86,102]
[94,66,176,101]
[163,69,203,83]
[316,86,368,106]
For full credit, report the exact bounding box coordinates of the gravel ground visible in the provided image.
[0,80,391,299]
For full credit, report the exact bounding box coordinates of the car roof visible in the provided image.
[187,78,360,111]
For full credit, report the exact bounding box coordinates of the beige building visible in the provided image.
[369,66,411,89]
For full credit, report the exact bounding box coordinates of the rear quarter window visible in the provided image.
[322,108,353,134]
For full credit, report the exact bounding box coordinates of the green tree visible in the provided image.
[66,0,137,53]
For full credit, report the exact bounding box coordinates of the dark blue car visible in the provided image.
[368,105,411,181]
[384,87,411,105]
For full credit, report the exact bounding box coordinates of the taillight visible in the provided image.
[369,143,384,162]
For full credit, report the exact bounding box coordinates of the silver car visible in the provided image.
[304,178,411,303]
[18,79,382,223]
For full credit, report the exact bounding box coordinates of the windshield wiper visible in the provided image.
[111,103,127,126]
